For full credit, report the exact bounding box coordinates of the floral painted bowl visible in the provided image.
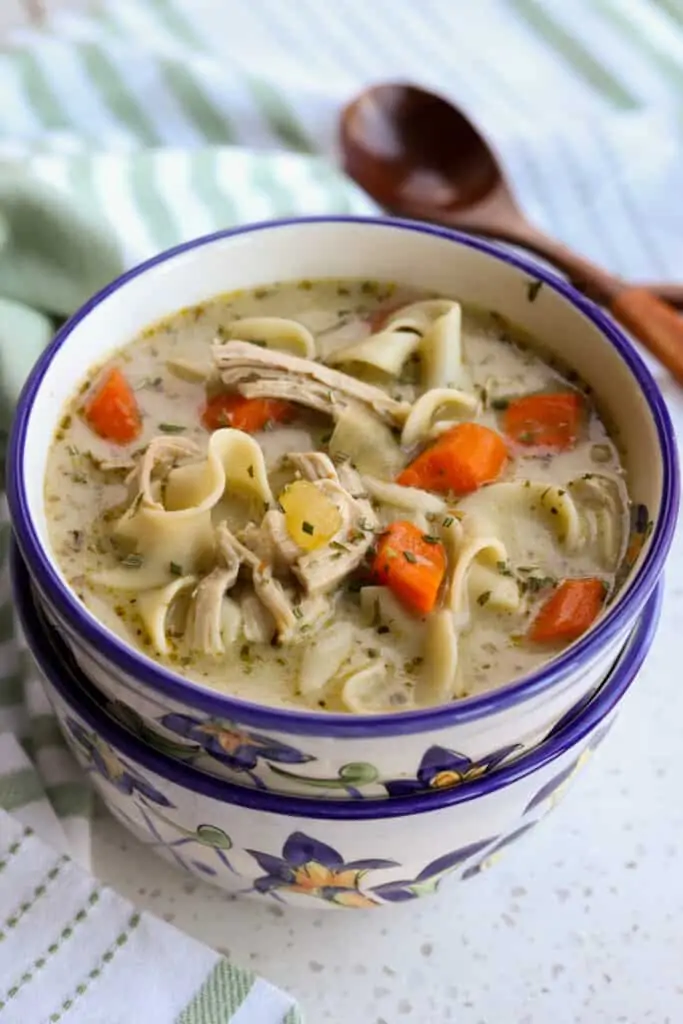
[7,217,679,799]
[12,543,663,909]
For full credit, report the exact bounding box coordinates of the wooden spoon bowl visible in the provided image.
[341,83,683,383]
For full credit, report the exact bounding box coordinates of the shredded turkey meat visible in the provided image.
[212,340,409,426]
[184,537,241,656]
[87,451,139,476]
[235,451,378,598]
[287,451,339,482]
[293,465,378,596]
[135,436,200,506]
[240,592,276,644]
[239,511,301,574]
[185,566,238,656]
[135,430,383,653]
[215,521,329,644]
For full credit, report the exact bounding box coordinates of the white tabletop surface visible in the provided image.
[89,373,682,1024]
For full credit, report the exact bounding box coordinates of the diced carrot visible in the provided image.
[201,393,295,433]
[83,367,141,445]
[503,392,582,450]
[372,520,447,615]
[397,422,507,495]
[367,299,406,332]
[528,577,606,644]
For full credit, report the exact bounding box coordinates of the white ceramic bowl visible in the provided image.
[7,217,679,799]
[12,544,663,909]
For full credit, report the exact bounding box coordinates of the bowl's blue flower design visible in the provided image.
[524,722,611,815]
[267,760,379,798]
[132,803,237,877]
[65,716,172,807]
[247,831,398,908]
[383,742,520,797]
[461,822,538,880]
[523,754,588,815]
[159,714,314,786]
[370,838,497,902]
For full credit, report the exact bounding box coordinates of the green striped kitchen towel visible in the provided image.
[3,0,683,288]
[0,145,376,433]
[0,803,301,1023]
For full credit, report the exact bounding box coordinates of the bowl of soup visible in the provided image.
[12,541,663,908]
[7,217,679,798]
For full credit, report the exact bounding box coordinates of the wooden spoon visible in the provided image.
[341,83,683,384]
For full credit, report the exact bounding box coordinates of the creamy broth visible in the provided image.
[45,279,630,713]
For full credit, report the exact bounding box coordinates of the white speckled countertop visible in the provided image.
[89,375,682,1023]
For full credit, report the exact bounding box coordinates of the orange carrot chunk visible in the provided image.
[372,520,447,615]
[397,422,507,495]
[201,394,295,434]
[367,299,406,333]
[503,392,582,450]
[83,367,141,445]
[528,577,606,644]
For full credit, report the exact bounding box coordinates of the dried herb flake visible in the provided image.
[527,279,543,302]
[120,553,144,568]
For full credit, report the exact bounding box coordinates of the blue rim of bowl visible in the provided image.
[11,543,662,819]
[7,215,680,738]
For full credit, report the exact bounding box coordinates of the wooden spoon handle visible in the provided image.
[520,226,683,379]
[444,218,683,380]
[635,281,683,307]
[457,220,624,304]
[443,217,683,308]
[530,228,683,380]
[610,287,683,384]
[414,206,683,378]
